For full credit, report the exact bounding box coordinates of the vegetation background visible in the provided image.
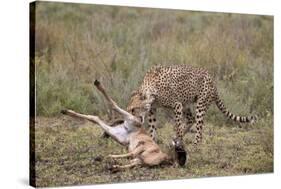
[33,2,273,187]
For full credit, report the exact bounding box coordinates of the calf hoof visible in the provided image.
[107,165,120,173]
[172,138,187,167]
[93,155,103,162]
[94,79,100,86]
[102,132,110,138]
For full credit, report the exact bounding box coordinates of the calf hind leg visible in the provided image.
[112,158,142,170]
[61,109,128,145]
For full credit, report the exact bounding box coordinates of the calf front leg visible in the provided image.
[94,80,141,126]
[108,145,145,159]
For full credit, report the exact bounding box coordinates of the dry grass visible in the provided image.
[34,116,273,187]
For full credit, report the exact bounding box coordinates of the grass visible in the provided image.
[32,1,274,187]
[34,115,273,187]
[34,2,273,118]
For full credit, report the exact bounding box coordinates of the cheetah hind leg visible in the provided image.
[193,97,211,145]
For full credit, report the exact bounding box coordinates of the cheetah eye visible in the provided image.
[131,108,135,113]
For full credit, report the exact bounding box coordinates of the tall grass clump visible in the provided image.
[34,2,273,127]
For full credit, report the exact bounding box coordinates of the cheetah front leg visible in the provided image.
[184,107,196,134]
[172,102,187,166]
[147,107,157,141]
[173,102,185,141]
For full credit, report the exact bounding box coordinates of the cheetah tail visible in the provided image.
[215,97,258,124]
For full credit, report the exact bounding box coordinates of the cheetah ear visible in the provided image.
[130,89,140,97]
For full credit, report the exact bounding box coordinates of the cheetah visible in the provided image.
[127,64,257,166]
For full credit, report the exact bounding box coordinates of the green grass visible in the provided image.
[34,116,273,187]
[32,2,274,187]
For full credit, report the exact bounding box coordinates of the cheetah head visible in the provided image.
[127,90,147,124]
